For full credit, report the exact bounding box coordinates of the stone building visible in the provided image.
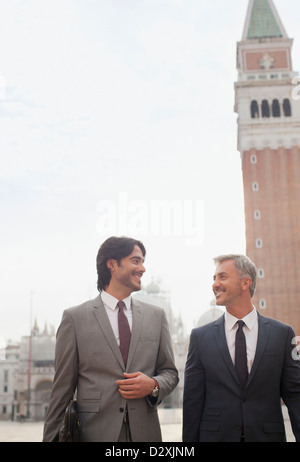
[0,343,20,420]
[0,322,55,421]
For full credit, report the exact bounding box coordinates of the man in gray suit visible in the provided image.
[43,236,178,442]
[183,254,300,442]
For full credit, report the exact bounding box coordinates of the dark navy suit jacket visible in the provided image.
[183,313,300,442]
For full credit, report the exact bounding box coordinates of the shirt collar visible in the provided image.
[101,290,132,311]
[225,307,257,331]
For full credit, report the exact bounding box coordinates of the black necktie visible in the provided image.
[235,320,248,389]
[117,301,131,366]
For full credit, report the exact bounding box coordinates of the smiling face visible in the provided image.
[107,245,146,297]
[212,259,250,309]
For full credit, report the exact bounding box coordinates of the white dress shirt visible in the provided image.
[224,307,258,373]
[101,291,133,346]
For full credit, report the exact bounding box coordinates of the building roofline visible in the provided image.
[242,0,288,41]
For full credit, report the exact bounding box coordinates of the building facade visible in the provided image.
[234,0,300,335]
[0,322,55,421]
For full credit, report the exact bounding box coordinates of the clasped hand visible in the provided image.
[116,371,155,399]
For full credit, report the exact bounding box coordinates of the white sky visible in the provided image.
[1,0,300,342]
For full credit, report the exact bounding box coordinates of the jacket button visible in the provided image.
[120,407,124,413]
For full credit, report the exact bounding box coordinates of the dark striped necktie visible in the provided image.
[235,320,248,389]
[117,301,131,366]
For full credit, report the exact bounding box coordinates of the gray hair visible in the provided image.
[213,254,257,298]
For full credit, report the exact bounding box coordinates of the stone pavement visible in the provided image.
[0,421,183,443]
[0,408,295,443]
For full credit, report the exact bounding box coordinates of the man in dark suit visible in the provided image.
[183,254,300,442]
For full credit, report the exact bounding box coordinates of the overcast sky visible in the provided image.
[1,0,300,342]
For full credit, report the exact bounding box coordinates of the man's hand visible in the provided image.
[116,372,156,399]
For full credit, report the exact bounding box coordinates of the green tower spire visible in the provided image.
[247,0,284,39]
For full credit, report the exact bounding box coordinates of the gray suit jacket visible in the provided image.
[183,313,300,442]
[43,295,179,442]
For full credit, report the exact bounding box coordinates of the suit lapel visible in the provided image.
[126,299,143,371]
[246,313,270,387]
[213,315,241,387]
[92,295,125,369]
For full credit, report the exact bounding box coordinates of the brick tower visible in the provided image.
[234,0,300,335]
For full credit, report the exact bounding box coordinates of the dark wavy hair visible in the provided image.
[96,236,146,292]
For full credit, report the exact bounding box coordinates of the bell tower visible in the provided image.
[234,0,300,334]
